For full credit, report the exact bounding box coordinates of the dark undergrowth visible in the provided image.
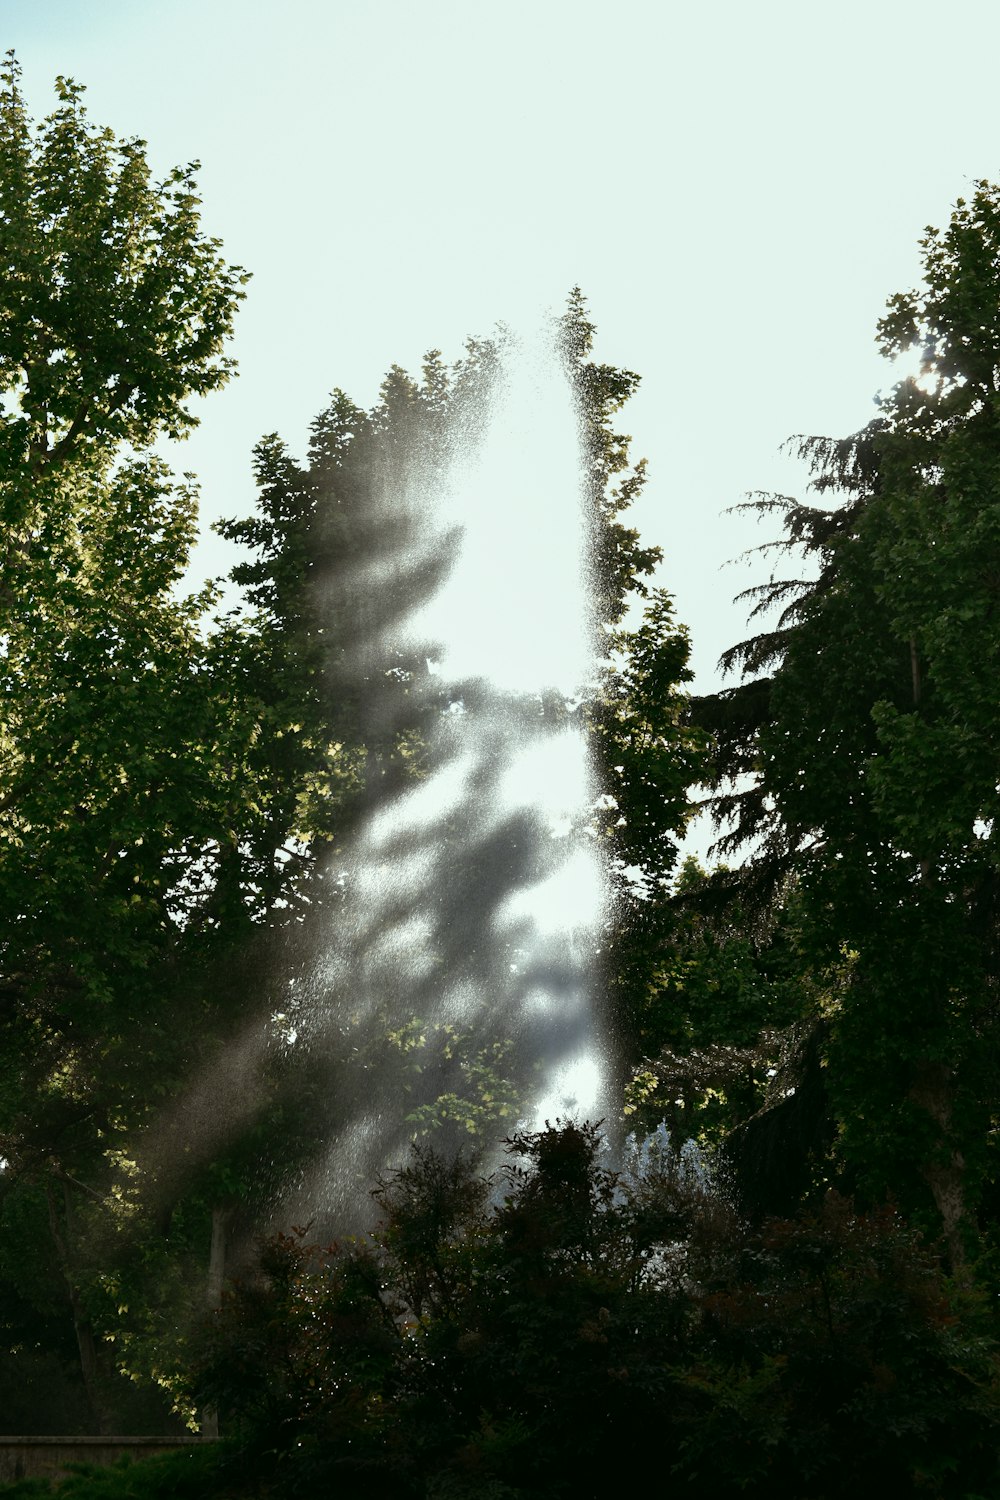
[0,1444,239,1498]
[7,1122,1000,1500]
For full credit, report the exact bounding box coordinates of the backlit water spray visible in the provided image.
[300,318,609,1218]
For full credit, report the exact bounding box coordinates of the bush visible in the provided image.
[191,1123,1000,1499]
[0,1444,238,1499]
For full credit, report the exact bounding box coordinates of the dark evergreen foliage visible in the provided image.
[688,182,1000,1262]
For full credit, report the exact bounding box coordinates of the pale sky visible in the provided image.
[4,0,1000,690]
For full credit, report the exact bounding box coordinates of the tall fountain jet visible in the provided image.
[302,316,608,1217]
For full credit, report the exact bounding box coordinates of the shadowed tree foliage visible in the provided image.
[0,60,275,1433]
[187,1124,1000,1500]
[208,294,701,1209]
[692,181,1000,1261]
[0,57,700,1431]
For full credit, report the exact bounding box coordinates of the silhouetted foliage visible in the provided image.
[681,182,1000,1264]
[188,1125,1000,1500]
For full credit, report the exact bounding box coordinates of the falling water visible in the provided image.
[300,317,608,1218]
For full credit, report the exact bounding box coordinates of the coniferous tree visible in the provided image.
[696,182,1000,1260]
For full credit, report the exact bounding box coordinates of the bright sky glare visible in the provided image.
[4,0,999,694]
[412,322,590,695]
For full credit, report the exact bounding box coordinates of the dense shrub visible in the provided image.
[190,1124,1000,1499]
[0,1444,237,1499]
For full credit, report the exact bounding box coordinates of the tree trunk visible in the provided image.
[200,1205,229,1438]
[909,1060,970,1273]
[46,1182,115,1434]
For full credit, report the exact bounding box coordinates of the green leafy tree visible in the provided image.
[0,49,699,1426]
[216,296,702,1170]
[0,60,269,1432]
[621,860,815,1173]
[0,52,246,515]
[697,181,1000,1262]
